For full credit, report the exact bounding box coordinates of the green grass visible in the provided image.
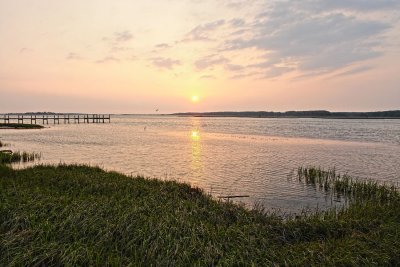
[0,165,399,266]
[0,151,41,164]
[0,123,44,129]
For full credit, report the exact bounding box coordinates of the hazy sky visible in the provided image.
[1,0,399,113]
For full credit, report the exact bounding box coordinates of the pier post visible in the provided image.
[18,115,24,124]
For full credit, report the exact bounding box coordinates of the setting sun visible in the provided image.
[191,95,199,103]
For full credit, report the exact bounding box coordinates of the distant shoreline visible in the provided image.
[171,110,400,119]
[173,115,400,119]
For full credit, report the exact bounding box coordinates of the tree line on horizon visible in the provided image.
[173,110,400,118]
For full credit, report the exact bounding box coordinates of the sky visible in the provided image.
[0,0,399,113]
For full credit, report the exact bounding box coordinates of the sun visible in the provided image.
[191,95,199,102]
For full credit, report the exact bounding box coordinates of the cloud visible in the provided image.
[229,18,246,27]
[263,66,295,78]
[329,65,374,78]
[95,56,119,64]
[102,31,133,44]
[225,63,245,72]
[155,43,171,49]
[97,31,134,63]
[113,31,133,42]
[194,54,229,70]
[221,0,393,78]
[151,57,181,69]
[199,75,216,80]
[110,46,132,53]
[230,72,261,79]
[225,0,261,9]
[183,20,225,42]
[307,0,400,12]
[66,53,82,60]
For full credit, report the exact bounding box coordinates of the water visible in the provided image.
[1,115,399,212]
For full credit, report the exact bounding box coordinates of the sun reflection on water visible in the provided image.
[190,118,203,185]
[191,130,200,140]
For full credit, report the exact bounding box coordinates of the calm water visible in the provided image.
[1,115,400,212]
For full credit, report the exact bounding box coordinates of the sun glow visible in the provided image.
[191,130,200,140]
[191,95,199,102]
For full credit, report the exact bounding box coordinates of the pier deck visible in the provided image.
[0,114,111,124]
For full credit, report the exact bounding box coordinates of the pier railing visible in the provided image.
[0,114,111,124]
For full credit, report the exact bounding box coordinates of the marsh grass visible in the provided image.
[0,151,41,164]
[0,164,399,266]
[0,123,44,129]
[298,167,398,204]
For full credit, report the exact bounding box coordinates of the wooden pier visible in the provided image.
[0,114,111,125]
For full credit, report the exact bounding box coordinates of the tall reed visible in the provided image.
[0,151,41,164]
[297,166,398,203]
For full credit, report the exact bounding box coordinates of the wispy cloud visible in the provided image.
[151,57,181,69]
[225,0,261,9]
[19,47,29,54]
[304,0,400,12]
[110,46,133,53]
[111,31,133,43]
[66,52,82,60]
[199,74,216,80]
[225,63,245,72]
[194,54,229,70]
[328,65,374,79]
[96,30,134,63]
[95,56,119,64]
[102,31,134,47]
[182,20,225,42]
[230,72,260,79]
[155,43,171,49]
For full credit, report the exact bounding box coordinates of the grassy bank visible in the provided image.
[0,165,399,266]
[0,123,44,129]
